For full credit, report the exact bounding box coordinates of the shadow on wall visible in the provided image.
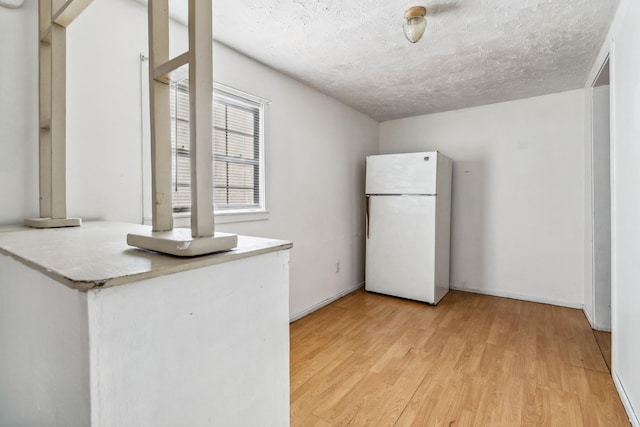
[449,158,486,292]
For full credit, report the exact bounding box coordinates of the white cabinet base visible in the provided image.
[0,222,291,427]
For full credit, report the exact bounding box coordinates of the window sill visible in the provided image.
[143,211,269,227]
[214,210,270,225]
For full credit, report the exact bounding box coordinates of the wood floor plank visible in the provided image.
[290,290,631,427]
[346,371,420,426]
[290,347,358,420]
[312,371,389,425]
[593,329,612,372]
[290,413,332,427]
[290,335,355,392]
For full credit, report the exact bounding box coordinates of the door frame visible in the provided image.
[588,53,612,332]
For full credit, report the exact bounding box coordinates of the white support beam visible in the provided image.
[40,26,52,44]
[127,0,237,256]
[38,47,51,127]
[50,23,66,219]
[39,0,50,34]
[154,51,189,84]
[26,0,84,228]
[38,129,52,218]
[38,1,52,218]
[188,0,214,238]
[52,0,93,27]
[147,0,173,232]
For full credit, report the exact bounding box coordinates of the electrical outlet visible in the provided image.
[335,261,340,273]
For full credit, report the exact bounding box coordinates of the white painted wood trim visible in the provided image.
[147,0,173,232]
[449,286,583,309]
[38,2,52,218]
[584,82,595,331]
[39,26,51,44]
[153,51,188,83]
[613,370,640,427]
[188,0,215,238]
[582,305,595,328]
[583,0,628,88]
[146,211,269,227]
[213,82,271,105]
[140,0,238,253]
[289,283,363,322]
[52,0,93,27]
[29,0,88,227]
[38,128,52,217]
[50,23,66,219]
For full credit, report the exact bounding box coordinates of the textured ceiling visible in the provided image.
[140,0,619,121]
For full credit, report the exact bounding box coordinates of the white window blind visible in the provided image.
[169,81,265,214]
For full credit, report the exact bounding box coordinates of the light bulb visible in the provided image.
[0,0,25,8]
[403,6,427,44]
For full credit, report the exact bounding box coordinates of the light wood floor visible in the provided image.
[593,330,612,373]
[290,290,629,426]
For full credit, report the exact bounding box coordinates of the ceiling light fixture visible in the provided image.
[403,6,427,43]
[0,0,24,8]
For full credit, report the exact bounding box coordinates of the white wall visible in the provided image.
[0,0,379,320]
[208,43,379,318]
[66,0,150,224]
[0,255,90,427]
[0,1,39,222]
[380,90,586,308]
[88,250,290,426]
[586,0,640,424]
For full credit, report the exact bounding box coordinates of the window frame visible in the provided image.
[169,82,268,226]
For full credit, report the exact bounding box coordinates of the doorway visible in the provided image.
[591,57,611,332]
[590,56,612,366]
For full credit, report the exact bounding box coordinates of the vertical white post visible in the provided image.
[128,0,237,255]
[39,0,52,219]
[188,0,214,238]
[148,0,173,232]
[50,22,67,219]
[27,0,88,228]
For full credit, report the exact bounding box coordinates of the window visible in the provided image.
[169,81,265,216]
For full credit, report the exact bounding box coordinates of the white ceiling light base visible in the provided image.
[127,228,238,257]
[403,6,427,43]
[0,0,24,8]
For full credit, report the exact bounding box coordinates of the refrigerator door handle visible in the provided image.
[365,195,370,239]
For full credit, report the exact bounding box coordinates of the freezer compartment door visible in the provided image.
[366,152,437,195]
[365,195,438,303]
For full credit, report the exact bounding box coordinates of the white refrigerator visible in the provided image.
[365,151,452,304]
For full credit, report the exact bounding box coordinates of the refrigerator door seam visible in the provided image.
[365,196,370,239]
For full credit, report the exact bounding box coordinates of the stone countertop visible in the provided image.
[0,221,292,291]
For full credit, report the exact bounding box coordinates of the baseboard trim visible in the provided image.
[449,286,582,309]
[583,305,595,328]
[289,283,364,323]
[613,370,640,427]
